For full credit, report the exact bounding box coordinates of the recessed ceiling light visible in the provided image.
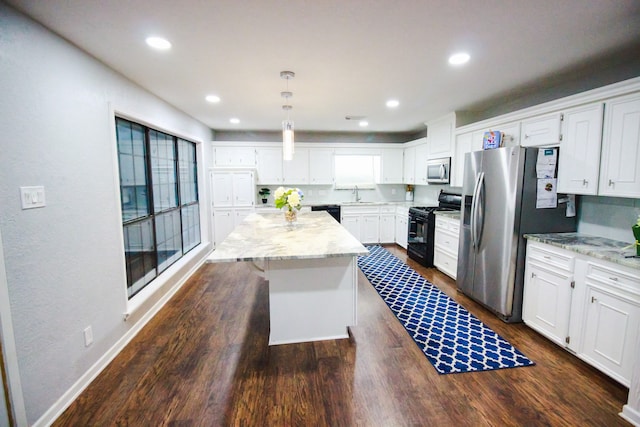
[386,99,400,108]
[205,95,221,103]
[145,36,171,50]
[359,120,369,127]
[229,118,240,124]
[448,52,470,66]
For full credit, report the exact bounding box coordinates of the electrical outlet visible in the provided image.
[83,326,93,347]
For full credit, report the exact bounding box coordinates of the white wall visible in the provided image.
[0,4,212,424]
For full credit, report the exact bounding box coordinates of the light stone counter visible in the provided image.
[207,211,368,346]
[434,210,461,221]
[207,211,368,262]
[524,232,640,270]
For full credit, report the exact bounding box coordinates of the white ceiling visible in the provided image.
[6,0,640,133]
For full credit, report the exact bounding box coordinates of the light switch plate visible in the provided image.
[20,186,46,209]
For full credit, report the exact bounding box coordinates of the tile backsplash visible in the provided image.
[577,195,640,243]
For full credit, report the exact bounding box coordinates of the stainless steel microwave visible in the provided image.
[426,157,451,184]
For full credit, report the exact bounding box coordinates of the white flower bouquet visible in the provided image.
[274,187,304,212]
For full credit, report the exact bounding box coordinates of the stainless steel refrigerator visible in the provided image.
[457,146,576,322]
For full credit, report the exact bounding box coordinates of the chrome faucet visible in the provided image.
[353,185,361,202]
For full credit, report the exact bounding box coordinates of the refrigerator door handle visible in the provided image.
[470,172,483,247]
[475,172,485,247]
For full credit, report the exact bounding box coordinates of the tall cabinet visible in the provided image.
[211,170,255,247]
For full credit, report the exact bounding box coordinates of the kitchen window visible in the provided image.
[116,118,200,299]
[334,154,380,189]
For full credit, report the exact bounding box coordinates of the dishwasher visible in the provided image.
[310,204,341,223]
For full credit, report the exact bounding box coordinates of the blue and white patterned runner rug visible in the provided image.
[358,245,534,374]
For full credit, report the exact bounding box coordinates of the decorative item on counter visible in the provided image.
[405,184,414,202]
[274,186,304,224]
[483,130,502,150]
[632,215,640,256]
[258,187,270,204]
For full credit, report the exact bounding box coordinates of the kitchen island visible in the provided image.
[207,211,368,345]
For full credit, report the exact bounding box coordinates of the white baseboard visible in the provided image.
[32,244,211,427]
[621,405,640,427]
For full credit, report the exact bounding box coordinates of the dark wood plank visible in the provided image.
[54,245,630,426]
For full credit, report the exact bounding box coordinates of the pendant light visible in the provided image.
[280,71,295,161]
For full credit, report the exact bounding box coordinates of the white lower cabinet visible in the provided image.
[341,205,396,244]
[523,240,640,386]
[395,206,409,249]
[212,207,254,246]
[433,215,460,279]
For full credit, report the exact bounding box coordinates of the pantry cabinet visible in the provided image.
[599,92,640,198]
[210,170,255,246]
[523,239,640,386]
[557,103,604,195]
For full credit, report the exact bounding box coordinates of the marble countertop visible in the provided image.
[434,210,461,220]
[525,232,640,270]
[207,211,369,263]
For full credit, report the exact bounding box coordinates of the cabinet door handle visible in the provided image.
[591,296,597,303]
[543,255,552,260]
[609,277,618,281]
[608,179,614,186]
[582,179,588,186]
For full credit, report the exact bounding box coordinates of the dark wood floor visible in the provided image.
[55,245,630,426]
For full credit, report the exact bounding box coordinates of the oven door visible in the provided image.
[407,213,428,262]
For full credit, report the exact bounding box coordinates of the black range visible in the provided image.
[407,191,461,267]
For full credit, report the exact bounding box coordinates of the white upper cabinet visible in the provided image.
[427,113,455,158]
[213,146,256,167]
[414,143,429,185]
[256,147,283,185]
[403,146,416,184]
[379,148,404,184]
[521,113,562,147]
[309,148,334,185]
[557,103,604,195]
[283,147,310,184]
[599,92,640,198]
[211,170,255,207]
[452,131,484,187]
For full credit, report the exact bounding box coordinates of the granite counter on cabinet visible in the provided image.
[524,232,640,271]
[208,211,367,262]
[207,211,368,346]
[434,210,461,221]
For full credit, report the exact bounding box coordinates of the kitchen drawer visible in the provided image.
[586,262,640,295]
[434,249,457,279]
[435,229,458,254]
[435,216,460,234]
[526,243,574,272]
[380,205,396,214]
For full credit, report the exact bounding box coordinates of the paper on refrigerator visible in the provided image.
[536,178,558,208]
[536,148,558,178]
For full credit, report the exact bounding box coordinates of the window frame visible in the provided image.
[115,117,201,299]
